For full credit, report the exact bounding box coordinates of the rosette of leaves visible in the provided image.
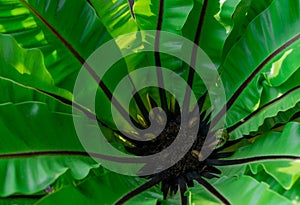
[0,0,300,204]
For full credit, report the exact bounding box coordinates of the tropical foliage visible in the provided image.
[0,0,300,204]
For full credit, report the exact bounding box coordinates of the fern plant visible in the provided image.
[0,0,300,204]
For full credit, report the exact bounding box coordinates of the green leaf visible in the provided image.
[252,170,300,204]
[35,171,161,205]
[228,77,300,138]
[133,0,193,71]
[0,197,39,205]
[217,0,300,138]
[190,182,222,205]
[257,103,300,134]
[183,0,227,66]
[0,76,71,114]
[190,176,293,205]
[0,34,72,102]
[216,122,300,189]
[0,102,98,196]
[213,0,241,34]
[0,0,111,91]
[89,0,138,37]
[222,0,274,56]
[134,0,193,32]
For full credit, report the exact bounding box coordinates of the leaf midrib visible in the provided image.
[208,155,300,166]
[0,150,147,163]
